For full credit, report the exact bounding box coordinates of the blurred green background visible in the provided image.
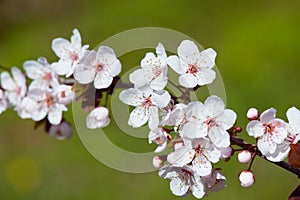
[0,0,300,199]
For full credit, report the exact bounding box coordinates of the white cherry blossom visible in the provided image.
[51,28,89,77]
[148,127,168,153]
[180,95,237,148]
[1,67,27,106]
[246,108,290,162]
[159,165,206,199]
[286,106,300,144]
[167,40,216,88]
[24,57,59,90]
[18,86,73,125]
[74,46,121,89]
[161,103,187,131]
[0,89,8,114]
[119,86,171,130]
[168,137,221,176]
[129,43,168,90]
[86,107,110,129]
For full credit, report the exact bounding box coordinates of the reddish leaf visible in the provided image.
[289,184,300,200]
[289,142,300,168]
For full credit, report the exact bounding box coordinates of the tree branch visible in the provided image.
[230,136,300,178]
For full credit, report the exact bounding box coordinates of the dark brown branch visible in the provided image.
[230,136,300,178]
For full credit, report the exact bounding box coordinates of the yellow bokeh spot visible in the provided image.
[5,156,41,193]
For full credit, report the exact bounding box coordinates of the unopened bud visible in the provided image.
[239,170,254,187]
[247,108,259,120]
[152,155,167,168]
[220,146,233,159]
[238,150,252,164]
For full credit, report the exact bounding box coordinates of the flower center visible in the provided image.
[43,72,53,82]
[142,96,153,107]
[154,66,163,77]
[188,64,198,74]
[46,94,56,107]
[71,53,79,61]
[95,63,105,72]
[264,123,275,133]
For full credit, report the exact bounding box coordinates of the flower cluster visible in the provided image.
[0,28,121,139]
[120,40,236,198]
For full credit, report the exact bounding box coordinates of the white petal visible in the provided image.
[180,122,208,139]
[170,177,189,197]
[178,40,200,61]
[129,69,152,88]
[52,38,71,58]
[179,73,198,88]
[128,106,149,128]
[206,147,221,163]
[192,176,206,199]
[48,104,66,125]
[107,59,122,77]
[23,60,44,79]
[154,142,167,153]
[204,95,225,118]
[198,48,216,69]
[1,71,16,91]
[156,42,167,59]
[167,55,185,74]
[195,68,216,85]
[215,109,237,130]
[148,106,159,130]
[151,90,171,108]
[167,147,195,166]
[94,72,113,89]
[246,120,265,138]
[51,61,72,76]
[150,75,168,90]
[271,125,288,144]
[86,107,110,129]
[192,155,212,176]
[208,126,230,148]
[119,88,148,106]
[266,142,290,162]
[257,134,276,155]
[186,101,205,122]
[71,28,82,50]
[73,65,95,84]
[159,165,180,179]
[260,108,276,124]
[287,106,300,133]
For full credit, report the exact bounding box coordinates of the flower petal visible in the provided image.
[178,40,200,61]
[151,90,170,108]
[246,120,265,138]
[94,72,113,89]
[208,126,230,148]
[167,146,195,166]
[179,73,198,88]
[287,106,300,133]
[167,55,185,74]
[195,68,216,85]
[180,122,208,139]
[192,155,212,176]
[204,95,225,118]
[260,108,276,124]
[170,177,189,197]
[128,106,149,128]
[1,71,16,91]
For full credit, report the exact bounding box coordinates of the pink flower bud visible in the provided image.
[239,170,254,187]
[238,150,252,164]
[247,108,259,120]
[220,146,233,159]
[152,155,167,168]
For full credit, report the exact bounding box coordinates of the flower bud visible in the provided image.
[239,170,254,187]
[247,108,259,120]
[152,155,167,168]
[238,150,252,164]
[86,107,110,129]
[220,146,233,159]
[48,120,72,140]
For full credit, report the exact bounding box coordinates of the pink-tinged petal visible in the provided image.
[128,106,149,128]
[192,176,205,199]
[287,107,300,133]
[23,60,44,79]
[192,155,212,176]
[208,126,230,148]
[260,108,276,124]
[167,55,185,74]
[167,147,195,166]
[51,61,72,76]
[196,68,216,86]
[32,104,48,122]
[246,120,265,138]
[12,67,26,87]
[178,40,200,61]
[148,106,159,130]
[257,134,276,155]
[119,88,146,106]
[52,38,72,58]
[94,72,113,89]
[180,122,208,139]
[204,95,225,118]
[48,104,66,125]
[266,142,290,162]
[73,65,95,84]
[107,59,122,77]
[1,71,16,91]
[179,73,198,88]
[170,177,189,197]
[151,90,170,108]
[17,97,38,119]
